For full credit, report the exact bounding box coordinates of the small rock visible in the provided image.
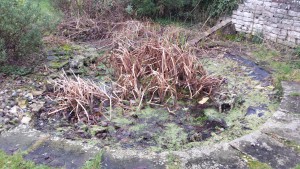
[9,106,19,115]
[70,55,85,69]
[21,116,31,124]
[101,121,108,127]
[11,91,17,97]
[258,112,264,117]
[47,55,58,61]
[9,101,16,107]
[3,118,10,124]
[30,102,45,113]
[245,106,256,116]
[32,90,44,96]
[25,93,34,101]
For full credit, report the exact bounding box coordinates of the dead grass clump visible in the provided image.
[55,0,128,41]
[48,71,115,123]
[57,17,114,41]
[110,38,222,104]
[49,21,222,121]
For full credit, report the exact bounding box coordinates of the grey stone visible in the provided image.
[280,81,300,114]
[25,138,100,169]
[176,143,248,169]
[0,125,43,154]
[261,111,300,144]
[70,55,85,69]
[230,131,300,169]
[47,56,58,61]
[102,152,165,169]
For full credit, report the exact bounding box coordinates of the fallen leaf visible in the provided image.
[198,97,209,104]
[17,99,28,109]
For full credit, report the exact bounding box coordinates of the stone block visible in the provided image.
[0,125,44,154]
[230,131,300,169]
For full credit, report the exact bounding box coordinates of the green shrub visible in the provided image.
[0,0,54,62]
[131,0,240,23]
[251,32,264,44]
[295,46,300,57]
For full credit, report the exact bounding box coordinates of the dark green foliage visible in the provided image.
[0,65,32,76]
[251,32,264,44]
[131,0,240,23]
[295,46,300,57]
[0,0,54,62]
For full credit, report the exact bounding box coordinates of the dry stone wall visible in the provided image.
[232,0,300,47]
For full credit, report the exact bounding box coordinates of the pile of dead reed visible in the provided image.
[48,71,115,123]
[110,38,222,105]
[49,21,222,122]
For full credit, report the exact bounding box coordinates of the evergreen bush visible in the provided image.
[0,0,53,62]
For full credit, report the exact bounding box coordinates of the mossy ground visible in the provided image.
[0,151,52,169]
[0,150,103,169]
[242,155,272,169]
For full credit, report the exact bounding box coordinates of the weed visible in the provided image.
[82,151,103,169]
[294,164,300,169]
[251,32,263,44]
[290,92,300,97]
[166,153,181,169]
[294,46,300,57]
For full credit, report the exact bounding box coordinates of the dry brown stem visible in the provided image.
[110,37,222,104]
[48,70,116,123]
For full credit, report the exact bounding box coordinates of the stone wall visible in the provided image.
[232,0,300,47]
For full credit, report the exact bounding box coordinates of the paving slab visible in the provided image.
[102,151,165,169]
[230,131,300,169]
[280,81,300,114]
[24,137,101,169]
[261,111,300,144]
[174,143,248,169]
[0,125,45,154]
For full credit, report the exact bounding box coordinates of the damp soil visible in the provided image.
[32,53,278,151]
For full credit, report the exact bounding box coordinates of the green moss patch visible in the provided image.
[0,150,52,169]
[242,155,272,169]
[155,123,188,150]
[82,151,103,169]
